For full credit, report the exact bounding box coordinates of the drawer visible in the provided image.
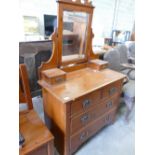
[70,108,117,154]
[71,89,101,116]
[101,80,122,100]
[98,96,119,115]
[71,96,119,135]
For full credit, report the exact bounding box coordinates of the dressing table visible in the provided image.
[38,0,126,155]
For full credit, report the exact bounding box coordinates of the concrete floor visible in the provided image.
[32,96,135,155]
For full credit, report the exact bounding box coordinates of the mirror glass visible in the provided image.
[62,10,89,61]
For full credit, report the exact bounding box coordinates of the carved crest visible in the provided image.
[58,0,92,6]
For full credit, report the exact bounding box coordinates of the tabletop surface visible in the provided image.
[39,68,126,103]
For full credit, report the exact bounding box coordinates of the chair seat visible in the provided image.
[121,69,135,80]
[19,99,45,122]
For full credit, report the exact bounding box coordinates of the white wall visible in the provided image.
[19,0,57,41]
[92,0,116,38]
[19,0,134,44]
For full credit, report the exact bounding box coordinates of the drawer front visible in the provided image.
[71,80,122,117]
[71,96,119,135]
[71,90,101,116]
[101,80,122,101]
[70,108,117,154]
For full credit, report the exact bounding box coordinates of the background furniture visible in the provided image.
[127,42,135,64]
[62,31,80,56]
[111,30,131,45]
[116,44,135,80]
[104,49,135,120]
[104,47,135,80]
[19,64,54,155]
[38,1,126,155]
[19,40,52,97]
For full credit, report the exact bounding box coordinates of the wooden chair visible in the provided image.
[19,64,54,155]
[19,64,33,111]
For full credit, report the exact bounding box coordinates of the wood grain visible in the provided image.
[39,68,125,103]
[37,0,126,155]
[70,107,117,154]
[19,64,33,110]
[19,110,54,155]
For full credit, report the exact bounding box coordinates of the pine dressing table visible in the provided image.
[38,0,126,155]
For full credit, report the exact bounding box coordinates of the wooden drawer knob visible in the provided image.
[105,115,112,123]
[82,99,91,109]
[109,87,117,96]
[55,77,64,83]
[106,101,113,108]
[80,114,90,124]
[80,131,89,141]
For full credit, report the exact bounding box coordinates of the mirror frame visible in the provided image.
[38,0,98,78]
[57,0,94,66]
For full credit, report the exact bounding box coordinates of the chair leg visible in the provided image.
[124,97,135,121]
[125,108,132,122]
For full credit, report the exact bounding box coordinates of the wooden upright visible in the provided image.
[38,0,126,155]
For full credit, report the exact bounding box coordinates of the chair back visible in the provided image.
[128,42,135,58]
[104,48,121,71]
[116,44,128,64]
[19,64,33,110]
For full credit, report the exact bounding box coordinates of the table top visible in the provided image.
[93,45,115,55]
[19,110,54,154]
[39,68,126,103]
